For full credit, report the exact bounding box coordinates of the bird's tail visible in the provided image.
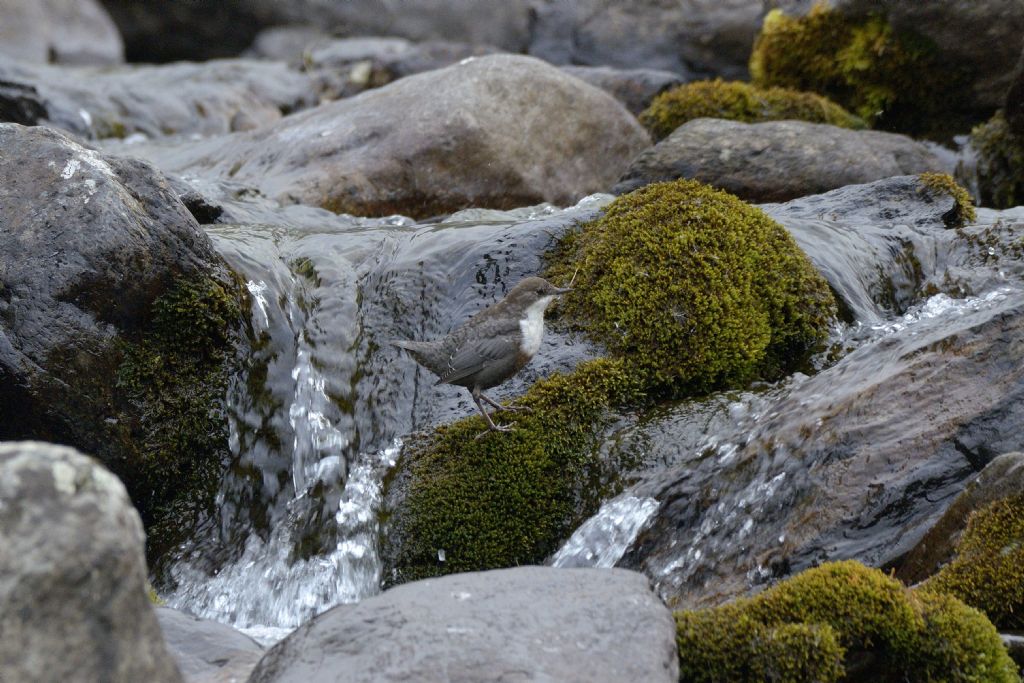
[391,339,439,369]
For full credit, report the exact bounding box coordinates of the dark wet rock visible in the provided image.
[0,0,123,65]
[110,55,650,219]
[0,56,319,139]
[247,567,677,683]
[157,607,264,683]
[897,452,1024,585]
[530,0,764,79]
[765,0,1024,113]
[1004,633,1024,670]
[0,123,245,553]
[0,442,183,682]
[1007,48,1024,137]
[560,65,688,116]
[613,118,946,201]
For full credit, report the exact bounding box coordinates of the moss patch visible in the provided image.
[639,79,864,141]
[971,111,1024,210]
[918,172,977,229]
[114,274,247,559]
[546,179,836,395]
[923,493,1024,630]
[675,561,1019,682]
[749,4,970,139]
[385,357,643,584]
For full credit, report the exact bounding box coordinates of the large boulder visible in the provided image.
[247,567,678,683]
[112,55,651,219]
[0,123,247,554]
[157,607,264,683]
[0,441,182,682]
[0,0,123,65]
[529,0,765,79]
[0,56,320,139]
[613,118,946,201]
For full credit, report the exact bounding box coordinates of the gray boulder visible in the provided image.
[112,55,651,219]
[560,65,688,116]
[0,0,123,65]
[0,441,182,683]
[0,56,320,139]
[247,567,678,683]
[157,608,265,683]
[613,118,945,202]
[530,0,765,79]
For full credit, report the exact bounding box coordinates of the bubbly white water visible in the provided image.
[550,496,660,568]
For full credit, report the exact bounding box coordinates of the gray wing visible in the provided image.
[438,319,521,386]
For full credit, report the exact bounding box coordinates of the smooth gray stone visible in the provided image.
[158,608,264,683]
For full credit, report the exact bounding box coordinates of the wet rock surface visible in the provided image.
[246,567,678,683]
[0,0,123,65]
[109,55,650,219]
[0,442,182,683]
[157,607,264,683]
[613,118,946,201]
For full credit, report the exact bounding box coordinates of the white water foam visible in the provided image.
[550,495,660,568]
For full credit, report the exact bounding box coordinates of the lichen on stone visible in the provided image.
[639,79,864,141]
[675,561,1019,682]
[923,493,1024,630]
[918,172,977,228]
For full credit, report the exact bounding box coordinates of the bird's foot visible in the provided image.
[474,423,515,441]
[495,403,532,414]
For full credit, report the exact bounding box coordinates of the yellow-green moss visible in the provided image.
[385,357,643,584]
[749,4,969,139]
[639,79,865,141]
[547,179,837,395]
[675,561,1019,682]
[923,493,1024,629]
[115,274,246,559]
[918,172,977,228]
[971,111,1024,210]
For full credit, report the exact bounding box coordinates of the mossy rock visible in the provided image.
[675,561,1019,682]
[923,493,1024,630]
[546,178,837,395]
[114,274,248,560]
[971,111,1024,210]
[749,4,970,140]
[918,172,977,229]
[639,79,864,141]
[384,357,643,584]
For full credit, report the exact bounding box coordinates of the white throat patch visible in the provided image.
[519,296,554,357]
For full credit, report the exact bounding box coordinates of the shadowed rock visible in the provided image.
[0,0,123,65]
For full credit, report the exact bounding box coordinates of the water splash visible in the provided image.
[550,496,660,568]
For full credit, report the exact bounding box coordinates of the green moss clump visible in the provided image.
[115,274,246,558]
[971,111,1024,210]
[675,561,1019,682]
[639,79,864,141]
[386,357,643,583]
[918,172,977,229]
[547,179,836,395]
[749,4,967,139]
[923,493,1024,629]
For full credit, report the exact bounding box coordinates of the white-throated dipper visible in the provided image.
[393,276,570,435]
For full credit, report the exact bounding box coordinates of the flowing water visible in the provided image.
[162,184,1024,633]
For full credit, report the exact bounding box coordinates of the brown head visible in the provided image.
[499,276,571,316]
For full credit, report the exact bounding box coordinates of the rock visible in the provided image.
[157,607,264,683]
[0,56,320,139]
[247,567,678,683]
[529,0,765,79]
[1006,47,1024,137]
[613,118,946,202]
[0,441,182,682]
[0,0,123,65]
[560,65,688,116]
[0,123,245,553]
[245,25,331,62]
[765,0,1024,113]
[111,55,651,219]
[1004,633,1024,671]
[897,453,1024,585]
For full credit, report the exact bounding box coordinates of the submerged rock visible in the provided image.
[156,607,264,683]
[0,56,320,139]
[0,123,247,557]
[113,55,650,219]
[247,567,678,683]
[0,442,182,683]
[0,0,123,65]
[613,118,945,201]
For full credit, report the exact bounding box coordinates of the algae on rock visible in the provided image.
[639,79,864,141]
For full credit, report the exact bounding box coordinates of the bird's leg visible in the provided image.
[478,392,532,414]
[471,388,514,439]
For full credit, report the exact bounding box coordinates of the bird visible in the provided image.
[393,276,571,436]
